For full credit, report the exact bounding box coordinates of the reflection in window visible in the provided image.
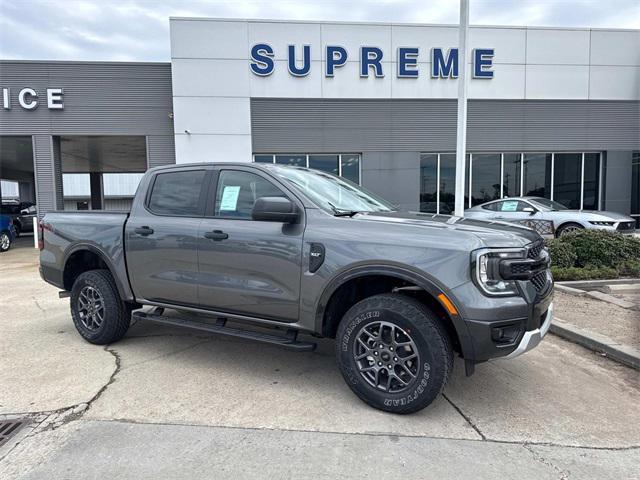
[553,153,582,209]
[275,154,306,167]
[583,153,600,211]
[419,154,438,213]
[341,154,360,184]
[254,153,361,184]
[470,154,501,206]
[523,154,551,198]
[439,154,456,214]
[502,154,521,197]
[309,155,338,175]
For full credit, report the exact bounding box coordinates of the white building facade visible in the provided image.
[170,18,639,222]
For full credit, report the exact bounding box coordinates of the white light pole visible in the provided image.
[454,0,469,217]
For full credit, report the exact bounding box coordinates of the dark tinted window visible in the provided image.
[309,155,338,175]
[148,170,206,216]
[482,202,498,211]
[215,170,285,219]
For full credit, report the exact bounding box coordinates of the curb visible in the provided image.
[550,318,640,370]
[554,284,638,310]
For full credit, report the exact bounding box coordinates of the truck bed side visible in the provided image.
[39,210,134,301]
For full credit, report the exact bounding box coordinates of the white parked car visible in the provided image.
[465,197,636,237]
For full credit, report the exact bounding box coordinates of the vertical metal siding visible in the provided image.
[251,99,640,153]
[33,135,57,214]
[146,135,176,168]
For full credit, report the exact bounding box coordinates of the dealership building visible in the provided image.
[0,18,639,226]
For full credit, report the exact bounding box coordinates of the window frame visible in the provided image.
[144,168,211,218]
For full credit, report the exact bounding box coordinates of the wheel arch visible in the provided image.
[62,244,133,302]
[315,264,472,358]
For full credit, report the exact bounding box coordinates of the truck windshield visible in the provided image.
[271,166,396,215]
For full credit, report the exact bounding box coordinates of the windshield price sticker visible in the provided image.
[220,186,241,211]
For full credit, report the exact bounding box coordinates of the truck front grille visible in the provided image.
[526,240,551,294]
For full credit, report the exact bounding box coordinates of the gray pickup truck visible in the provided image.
[39,163,553,414]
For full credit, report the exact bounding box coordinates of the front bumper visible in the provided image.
[503,302,552,359]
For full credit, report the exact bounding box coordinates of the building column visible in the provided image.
[89,172,103,210]
[32,135,63,216]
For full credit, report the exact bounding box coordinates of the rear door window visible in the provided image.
[148,170,207,216]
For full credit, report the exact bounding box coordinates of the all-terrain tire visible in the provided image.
[336,293,453,414]
[70,269,131,345]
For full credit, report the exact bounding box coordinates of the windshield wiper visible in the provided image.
[327,202,360,217]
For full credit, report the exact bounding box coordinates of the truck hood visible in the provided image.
[354,211,540,248]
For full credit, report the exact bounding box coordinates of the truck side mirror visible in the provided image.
[522,206,536,215]
[252,197,299,223]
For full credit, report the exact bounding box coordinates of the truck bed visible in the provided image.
[39,210,132,299]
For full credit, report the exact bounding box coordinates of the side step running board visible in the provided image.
[132,309,316,352]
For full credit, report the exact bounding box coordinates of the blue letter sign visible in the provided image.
[250,43,274,76]
[360,46,384,77]
[288,45,311,76]
[397,47,419,77]
[326,46,347,76]
[473,48,494,78]
[431,48,458,78]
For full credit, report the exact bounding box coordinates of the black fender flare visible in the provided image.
[62,243,134,301]
[314,263,473,358]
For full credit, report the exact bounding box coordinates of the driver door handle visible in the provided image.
[204,230,229,241]
[134,226,154,236]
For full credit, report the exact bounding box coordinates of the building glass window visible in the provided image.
[253,153,361,184]
[275,154,306,167]
[631,151,639,228]
[470,154,501,207]
[523,153,552,198]
[582,153,600,211]
[419,154,438,213]
[309,155,338,175]
[553,153,582,209]
[254,155,274,163]
[420,151,602,214]
[438,154,456,215]
[341,154,360,184]
[502,153,521,197]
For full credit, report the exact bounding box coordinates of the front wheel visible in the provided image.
[556,222,584,237]
[70,269,132,344]
[0,231,11,252]
[336,293,453,414]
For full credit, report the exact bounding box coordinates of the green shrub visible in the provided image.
[545,239,577,268]
[551,266,619,281]
[558,230,640,268]
[618,259,640,277]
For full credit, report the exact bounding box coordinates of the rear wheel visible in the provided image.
[0,231,11,252]
[336,293,453,414]
[70,269,131,344]
[556,222,584,237]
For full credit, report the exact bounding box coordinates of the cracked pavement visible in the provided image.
[1,238,639,479]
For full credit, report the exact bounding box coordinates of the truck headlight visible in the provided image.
[589,221,615,226]
[472,248,526,296]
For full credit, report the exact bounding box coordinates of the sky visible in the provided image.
[0,0,638,61]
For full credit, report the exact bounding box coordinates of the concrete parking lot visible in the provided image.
[1,237,639,479]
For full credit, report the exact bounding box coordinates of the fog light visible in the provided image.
[491,323,521,344]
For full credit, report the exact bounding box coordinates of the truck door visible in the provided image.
[197,168,304,322]
[125,167,210,306]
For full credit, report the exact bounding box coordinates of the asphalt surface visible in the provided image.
[1,237,639,479]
